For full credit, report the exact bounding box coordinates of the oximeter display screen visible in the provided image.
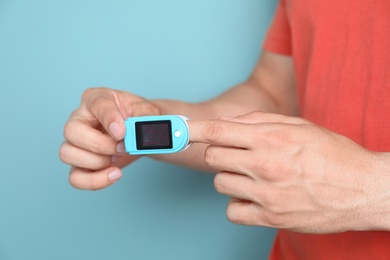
[135,120,173,150]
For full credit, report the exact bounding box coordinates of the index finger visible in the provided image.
[188,120,253,149]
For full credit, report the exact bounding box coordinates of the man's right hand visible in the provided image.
[59,87,161,190]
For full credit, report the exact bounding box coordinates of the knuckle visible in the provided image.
[68,170,104,191]
[266,125,298,147]
[262,212,286,228]
[90,156,112,171]
[256,188,283,214]
[63,121,76,141]
[93,137,116,155]
[205,120,224,143]
[81,88,92,101]
[226,205,245,225]
[264,126,284,141]
[213,173,224,193]
[250,162,291,185]
[226,205,240,223]
[82,87,95,96]
[87,93,117,129]
[258,189,275,207]
[204,146,218,167]
[250,160,275,180]
[82,87,104,102]
[59,143,70,164]
[259,196,288,227]
[68,171,80,189]
[89,97,106,117]
[90,136,106,154]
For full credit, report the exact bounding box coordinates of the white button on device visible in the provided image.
[174,130,181,137]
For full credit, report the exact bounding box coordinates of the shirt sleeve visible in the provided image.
[263,0,292,56]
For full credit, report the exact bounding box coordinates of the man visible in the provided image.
[60,0,390,258]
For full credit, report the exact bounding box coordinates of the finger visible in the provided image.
[228,111,307,125]
[59,142,118,170]
[82,88,127,140]
[188,120,254,148]
[113,89,161,118]
[226,198,263,226]
[204,146,256,176]
[111,153,141,169]
[214,172,254,201]
[69,166,122,190]
[64,119,123,155]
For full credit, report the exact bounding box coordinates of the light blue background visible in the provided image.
[0,1,277,259]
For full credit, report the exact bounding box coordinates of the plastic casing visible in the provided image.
[124,115,190,155]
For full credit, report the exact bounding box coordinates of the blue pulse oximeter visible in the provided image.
[124,115,191,155]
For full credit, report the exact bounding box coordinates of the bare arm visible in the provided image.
[154,50,298,119]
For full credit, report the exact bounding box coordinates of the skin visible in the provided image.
[189,112,390,233]
[59,50,390,233]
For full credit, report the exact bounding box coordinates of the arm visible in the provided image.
[154,50,298,119]
[59,50,297,189]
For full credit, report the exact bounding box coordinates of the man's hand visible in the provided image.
[189,111,387,233]
[59,87,160,190]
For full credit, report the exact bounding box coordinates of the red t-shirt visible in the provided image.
[263,0,390,259]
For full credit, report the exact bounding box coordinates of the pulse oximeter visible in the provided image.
[124,115,191,155]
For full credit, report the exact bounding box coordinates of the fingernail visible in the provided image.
[108,169,122,182]
[109,122,121,140]
[116,141,126,154]
[111,155,121,163]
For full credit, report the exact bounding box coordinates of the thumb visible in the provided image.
[82,88,127,141]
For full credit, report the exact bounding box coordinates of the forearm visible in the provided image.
[153,80,280,120]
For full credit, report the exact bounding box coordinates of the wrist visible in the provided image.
[362,152,390,231]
